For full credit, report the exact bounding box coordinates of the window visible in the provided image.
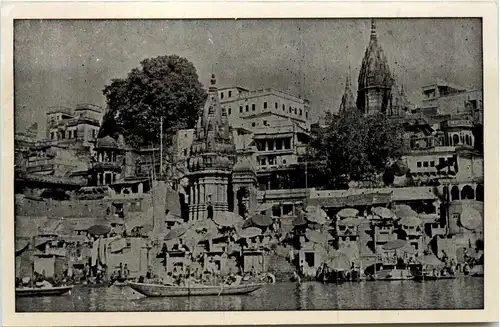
[252,104,255,111]
[260,158,266,166]
[252,122,256,127]
[276,140,283,150]
[268,140,274,151]
[228,108,231,115]
[299,109,303,116]
[264,102,267,109]
[228,91,232,98]
[284,138,291,149]
[430,161,435,167]
[183,149,188,156]
[289,106,292,113]
[275,102,278,109]
[263,120,268,126]
[282,104,285,111]
[50,132,54,140]
[306,111,308,118]
[246,105,249,112]
[92,130,96,138]
[220,92,224,99]
[61,131,65,140]
[417,162,422,168]
[439,158,445,166]
[295,108,297,114]
[423,161,429,168]
[282,159,287,164]
[240,106,243,113]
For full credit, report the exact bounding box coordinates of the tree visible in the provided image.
[310,109,406,189]
[102,55,207,147]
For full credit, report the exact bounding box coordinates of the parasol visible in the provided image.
[326,252,351,271]
[87,224,111,236]
[460,205,482,230]
[213,211,244,227]
[305,229,333,244]
[242,218,254,229]
[401,243,418,255]
[399,216,422,227]
[394,205,417,218]
[237,227,262,239]
[251,214,273,227]
[372,207,395,219]
[382,239,407,251]
[418,255,444,266]
[337,217,361,226]
[254,203,275,213]
[106,216,125,225]
[337,208,359,218]
[305,206,328,225]
[164,226,187,240]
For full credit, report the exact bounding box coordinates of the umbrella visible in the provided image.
[399,216,422,227]
[242,218,254,229]
[213,211,243,227]
[87,224,111,236]
[326,252,351,271]
[337,208,359,218]
[305,207,328,225]
[337,217,361,226]
[254,203,275,213]
[238,227,261,239]
[106,216,125,225]
[293,210,308,226]
[338,246,360,262]
[251,214,273,227]
[418,255,444,266]
[305,229,332,244]
[164,226,187,240]
[460,205,482,230]
[394,205,417,218]
[372,207,394,219]
[401,243,418,255]
[382,239,407,251]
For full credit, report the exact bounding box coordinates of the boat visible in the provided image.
[375,268,414,281]
[413,274,456,281]
[16,285,73,297]
[127,282,266,297]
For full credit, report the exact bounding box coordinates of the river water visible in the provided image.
[17,278,483,312]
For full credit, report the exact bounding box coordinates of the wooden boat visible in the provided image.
[16,285,73,297]
[413,274,456,281]
[127,282,265,297]
[375,269,414,281]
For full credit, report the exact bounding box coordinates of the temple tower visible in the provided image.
[356,19,394,115]
[339,64,356,113]
[187,73,235,221]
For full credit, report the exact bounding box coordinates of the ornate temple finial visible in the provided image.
[370,19,377,41]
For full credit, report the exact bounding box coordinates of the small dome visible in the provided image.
[96,135,118,149]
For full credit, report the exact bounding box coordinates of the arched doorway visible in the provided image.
[451,186,460,200]
[461,185,475,200]
[452,134,460,146]
[476,184,484,201]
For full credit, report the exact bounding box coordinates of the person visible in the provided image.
[146,266,153,279]
[123,264,130,279]
[299,260,305,277]
[163,272,175,286]
[441,250,448,263]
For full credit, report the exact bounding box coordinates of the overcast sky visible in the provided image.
[14,18,482,136]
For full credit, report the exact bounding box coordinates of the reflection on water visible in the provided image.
[17,278,483,312]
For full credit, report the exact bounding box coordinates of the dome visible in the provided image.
[96,135,118,149]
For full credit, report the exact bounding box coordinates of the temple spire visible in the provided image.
[339,63,356,113]
[370,19,377,41]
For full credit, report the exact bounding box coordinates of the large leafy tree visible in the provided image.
[102,55,207,147]
[310,109,406,189]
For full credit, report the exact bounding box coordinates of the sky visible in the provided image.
[14,18,482,136]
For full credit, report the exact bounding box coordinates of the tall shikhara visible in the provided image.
[356,19,394,115]
[339,65,356,113]
[187,73,235,221]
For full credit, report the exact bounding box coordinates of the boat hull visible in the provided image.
[127,282,265,297]
[16,286,73,297]
[413,275,457,281]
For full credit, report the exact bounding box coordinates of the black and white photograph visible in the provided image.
[5,3,497,321]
